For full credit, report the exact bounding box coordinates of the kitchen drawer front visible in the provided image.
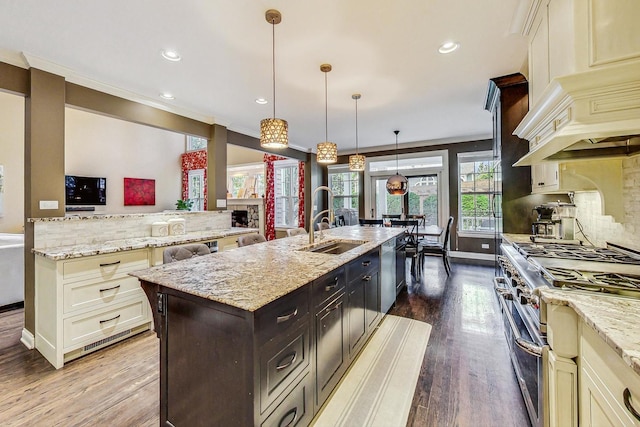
[580,322,640,426]
[256,286,309,344]
[259,321,310,413]
[63,276,144,314]
[261,372,312,427]
[312,267,345,308]
[63,297,149,349]
[62,249,149,284]
[346,250,379,282]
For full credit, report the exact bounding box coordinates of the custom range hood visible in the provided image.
[513,60,640,166]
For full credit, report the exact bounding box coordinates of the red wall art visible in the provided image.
[124,177,156,206]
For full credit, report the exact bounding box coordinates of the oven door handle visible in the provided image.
[494,277,546,358]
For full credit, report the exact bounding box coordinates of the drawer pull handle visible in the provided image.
[326,303,340,313]
[624,388,640,421]
[362,260,371,266]
[99,260,121,267]
[276,308,298,323]
[99,285,121,293]
[275,351,297,371]
[278,407,298,427]
[363,275,372,281]
[99,314,121,324]
[325,277,339,291]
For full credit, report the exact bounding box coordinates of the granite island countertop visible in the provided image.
[540,288,640,376]
[129,226,406,312]
[33,227,258,260]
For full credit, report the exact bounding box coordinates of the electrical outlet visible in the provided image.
[481,243,489,249]
[39,200,59,209]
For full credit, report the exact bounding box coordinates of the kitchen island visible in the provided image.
[130,226,405,426]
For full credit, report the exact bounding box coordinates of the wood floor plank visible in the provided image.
[1,258,530,426]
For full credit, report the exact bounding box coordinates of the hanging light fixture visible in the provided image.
[348,94,366,171]
[316,64,337,164]
[260,9,288,149]
[386,130,408,195]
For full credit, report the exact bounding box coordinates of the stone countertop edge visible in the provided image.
[129,226,406,313]
[540,288,640,376]
[27,211,230,222]
[32,227,258,260]
[501,233,533,245]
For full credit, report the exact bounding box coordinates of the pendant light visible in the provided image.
[386,130,408,195]
[316,64,337,164]
[348,94,366,171]
[260,9,288,149]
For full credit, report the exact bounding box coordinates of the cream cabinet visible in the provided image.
[580,321,640,426]
[531,162,559,193]
[35,249,152,369]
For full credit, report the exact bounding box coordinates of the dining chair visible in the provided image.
[359,219,383,227]
[420,216,454,275]
[390,219,421,277]
[163,243,212,263]
[286,227,307,237]
[335,215,345,227]
[237,233,267,247]
[407,214,426,227]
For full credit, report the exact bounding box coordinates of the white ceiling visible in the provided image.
[0,0,528,154]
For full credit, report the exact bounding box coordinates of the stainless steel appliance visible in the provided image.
[531,203,577,240]
[495,240,640,427]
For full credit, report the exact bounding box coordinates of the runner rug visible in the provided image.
[311,314,432,427]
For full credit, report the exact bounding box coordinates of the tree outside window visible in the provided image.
[459,153,501,233]
[329,168,360,225]
[274,161,299,227]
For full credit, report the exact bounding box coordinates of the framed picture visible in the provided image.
[124,177,155,206]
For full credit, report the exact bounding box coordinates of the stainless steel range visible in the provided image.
[495,239,640,427]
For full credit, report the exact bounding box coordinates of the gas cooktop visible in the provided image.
[513,242,640,264]
[541,266,640,296]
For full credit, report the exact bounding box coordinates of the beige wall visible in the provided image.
[573,156,640,249]
[0,91,25,233]
[65,108,185,213]
[227,144,265,166]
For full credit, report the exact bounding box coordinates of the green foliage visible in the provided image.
[176,199,194,210]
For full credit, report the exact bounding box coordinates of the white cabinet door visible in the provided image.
[531,162,559,193]
[548,350,578,427]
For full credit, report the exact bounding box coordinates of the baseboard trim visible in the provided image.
[21,328,35,350]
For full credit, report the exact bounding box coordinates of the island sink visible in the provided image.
[300,240,364,255]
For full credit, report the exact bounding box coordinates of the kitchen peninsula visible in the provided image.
[130,226,405,426]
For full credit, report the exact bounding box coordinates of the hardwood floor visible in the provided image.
[390,257,531,427]
[0,258,529,426]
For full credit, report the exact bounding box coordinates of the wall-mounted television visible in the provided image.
[65,175,107,206]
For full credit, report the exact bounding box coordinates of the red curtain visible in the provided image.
[263,154,304,240]
[180,150,207,210]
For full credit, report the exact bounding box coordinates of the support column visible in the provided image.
[208,124,228,210]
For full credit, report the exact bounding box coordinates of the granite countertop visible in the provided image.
[501,233,533,245]
[130,226,405,312]
[33,227,258,260]
[540,289,640,375]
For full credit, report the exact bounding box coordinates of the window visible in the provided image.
[274,160,299,227]
[227,164,265,199]
[186,135,207,151]
[188,169,205,211]
[458,151,501,234]
[328,166,360,225]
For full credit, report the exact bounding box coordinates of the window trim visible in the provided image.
[457,150,500,237]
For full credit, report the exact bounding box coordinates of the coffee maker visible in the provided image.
[532,203,577,240]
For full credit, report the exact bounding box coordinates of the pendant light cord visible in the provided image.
[355,97,359,154]
[271,18,276,119]
[395,131,399,174]
[324,72,328,142]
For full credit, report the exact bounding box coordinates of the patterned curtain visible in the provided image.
[298,161,305,228]
[180,150,207,210]
[263,154,287,240]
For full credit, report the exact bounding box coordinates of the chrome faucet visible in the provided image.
[309,186,334,245]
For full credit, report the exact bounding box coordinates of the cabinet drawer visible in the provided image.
[261,372,312,427]
[312,267,345,308]
[63,276,144,314]
[259,322,310,413]
[347,250,379,282]
[62,250,149,283]
[256,286,309,344]
[63,297,149,349]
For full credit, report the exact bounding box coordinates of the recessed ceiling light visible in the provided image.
[160,92,175,100]
[255,98,268,105]
[161,49,181,62]
[438,41,460,54]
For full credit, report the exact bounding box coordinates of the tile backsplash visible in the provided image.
[33,211,232,249]
[573,156,640,249]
